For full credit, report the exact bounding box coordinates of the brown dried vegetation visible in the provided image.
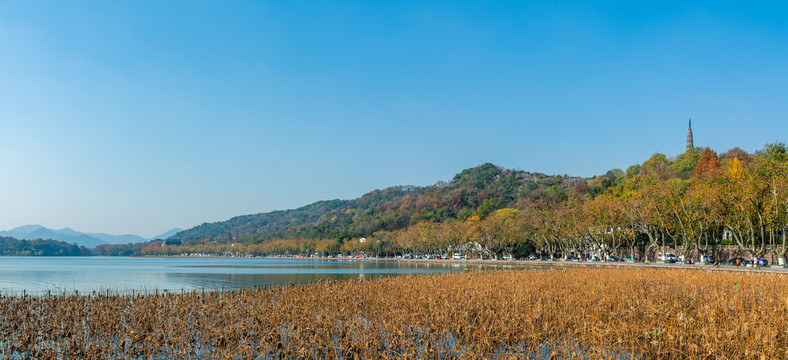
[1,268,787,359]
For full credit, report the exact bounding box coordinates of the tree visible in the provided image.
[752,146,788,264]
[682,181,722,259]
[719,157,769,259]
[479,208,522,258]
[640,153,674,183]
[629,183,674,260]
[693,148,721,180]
[759,141,788,162]
[671,148,703,179]
[477,198,503,218]
[721,147,749,164]
[581,195,630,260]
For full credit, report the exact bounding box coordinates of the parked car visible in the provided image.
[502,254,513,261]
[658,252,678,263]
[452,253,463,260]
[699,255,715,263]
[606,255,620,262]
[728,257,750,266]
[565,254,579,261]
[754,258,769,266]
[528,255,540,261]
[624,256,639,262]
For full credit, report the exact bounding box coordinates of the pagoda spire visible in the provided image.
[686,118,694,151]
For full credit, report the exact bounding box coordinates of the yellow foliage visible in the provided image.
[492,208,519,218]
[727,157,744,179]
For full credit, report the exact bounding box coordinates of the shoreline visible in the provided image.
[398,257,788,275]
[132,254,788,275]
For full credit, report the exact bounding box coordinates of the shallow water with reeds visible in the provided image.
[2,268,785,359]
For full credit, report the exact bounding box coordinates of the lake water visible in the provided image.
[0,257,504,295]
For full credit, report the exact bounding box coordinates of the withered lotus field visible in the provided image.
[1,268,786,359]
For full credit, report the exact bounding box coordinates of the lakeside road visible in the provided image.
[393,257,788,275]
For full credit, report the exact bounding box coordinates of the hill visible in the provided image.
[0,236,91,256]
[174,163,589,244]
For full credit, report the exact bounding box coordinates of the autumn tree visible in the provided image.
[682,181,722,258]
[719,156,769,258]
[639,153,674,184]
[693,148,721,180]
[478,208,523,258]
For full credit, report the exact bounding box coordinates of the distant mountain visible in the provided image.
[175,163,589,244]
[148,228,182,240]
[0,225,108,249]
[86,232,145,245]
[0,225,183,249]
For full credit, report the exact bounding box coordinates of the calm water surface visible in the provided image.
[0,257,504,294]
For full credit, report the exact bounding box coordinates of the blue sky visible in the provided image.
[1,1,787,236]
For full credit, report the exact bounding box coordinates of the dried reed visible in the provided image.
[1,268,786,359]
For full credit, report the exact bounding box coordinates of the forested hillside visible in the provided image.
[174,164,588,244]
[153,142,788,265]
[0,237,91,256]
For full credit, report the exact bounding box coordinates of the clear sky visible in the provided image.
[1,1,787,237]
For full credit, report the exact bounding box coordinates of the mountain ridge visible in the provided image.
[0,226,183,248]
[173,163,589,244]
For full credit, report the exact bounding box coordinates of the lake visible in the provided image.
[0,256,507,295]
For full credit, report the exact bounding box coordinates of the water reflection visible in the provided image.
[163,271,400,290]
[0,257,508,294]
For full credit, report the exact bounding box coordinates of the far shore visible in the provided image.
[394,257,788,275]
[135,254,788,275]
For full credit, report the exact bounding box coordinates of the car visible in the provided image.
[658,253,678,263]
[502,254,513,261]
[624,256,639,262]
[606,255,620,262]
[565,254,579,261]
[754,258,769,266]
[699,255,715,263]
[528,255,540,261]
[452,253,463,260]
[728,257,750,266]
